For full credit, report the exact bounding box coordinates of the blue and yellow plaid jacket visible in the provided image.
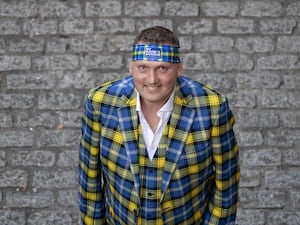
[79,76,240,225]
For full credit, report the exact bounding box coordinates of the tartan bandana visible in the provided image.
[132,44,180,63]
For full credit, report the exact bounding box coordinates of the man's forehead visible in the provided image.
[132,60,173,67]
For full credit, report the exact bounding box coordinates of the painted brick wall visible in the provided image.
[0,0,299,224]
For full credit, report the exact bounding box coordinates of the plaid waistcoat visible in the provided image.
[137,124,168,225]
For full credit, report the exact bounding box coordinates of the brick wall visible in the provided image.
[0,0,299,224]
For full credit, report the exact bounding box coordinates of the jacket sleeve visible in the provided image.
[203,97,240,225]
[79,95,106,225]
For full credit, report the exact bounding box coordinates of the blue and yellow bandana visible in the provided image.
[132,44,180,63]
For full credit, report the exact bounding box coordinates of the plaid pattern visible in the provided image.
[137,127,166,224]
[132,44,181,63]
[79,76,240,225]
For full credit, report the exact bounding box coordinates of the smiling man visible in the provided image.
[79,26,240,225]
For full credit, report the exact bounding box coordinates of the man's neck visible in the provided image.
[141,101,161,132]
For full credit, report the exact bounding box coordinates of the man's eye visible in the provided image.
[159,67,168,72]
[138,66,146,71]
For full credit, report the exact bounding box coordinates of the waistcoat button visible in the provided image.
[147,192,154,197]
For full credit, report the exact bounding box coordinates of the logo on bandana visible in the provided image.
[145,47,161,59]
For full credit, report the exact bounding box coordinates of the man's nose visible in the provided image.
[148,69,158,83]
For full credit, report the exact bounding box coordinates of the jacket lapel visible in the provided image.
[161,89,195,200]
[117,90,140,196]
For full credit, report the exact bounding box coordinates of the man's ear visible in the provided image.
[128,61,133,74]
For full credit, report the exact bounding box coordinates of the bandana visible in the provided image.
[132,44,180,63]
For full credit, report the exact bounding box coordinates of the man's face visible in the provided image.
[129,60,183,108]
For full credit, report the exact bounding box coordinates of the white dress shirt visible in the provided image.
[136,90,175,160]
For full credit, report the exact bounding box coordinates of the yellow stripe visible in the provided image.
[208,95,220,106]
[86,192,98,201]
[93,91,105,102]
[186,133,194,144]
[113,131,123,144]
[188,164,199,174]
[108,160,116,173]
[90,146,99,155]
[87,168,98,178]
[212,206,223,217]
[191,185,200,198]
[168,126,175,138]
[84,215,93,225]
[92,121,101,132]
[211,126,220,136]
[213,154,222,164]
[157,157,165,169]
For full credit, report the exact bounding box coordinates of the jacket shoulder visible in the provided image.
[88,76,134,103]
[178,76,227,107]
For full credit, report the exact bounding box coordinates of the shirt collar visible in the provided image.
[136,89,175,113]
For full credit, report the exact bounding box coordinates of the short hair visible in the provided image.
[133,26,180,47]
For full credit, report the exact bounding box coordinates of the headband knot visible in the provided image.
[132,44,180,63]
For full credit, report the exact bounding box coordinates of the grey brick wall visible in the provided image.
[0,0,299,224]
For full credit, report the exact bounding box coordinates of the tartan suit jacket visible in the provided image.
[79,75,240,225]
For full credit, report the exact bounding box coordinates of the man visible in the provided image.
[79,26,240,225]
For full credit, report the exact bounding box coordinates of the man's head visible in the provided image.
[133,26,180,47]
[129,26,183,109]
[131,26,181,64]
